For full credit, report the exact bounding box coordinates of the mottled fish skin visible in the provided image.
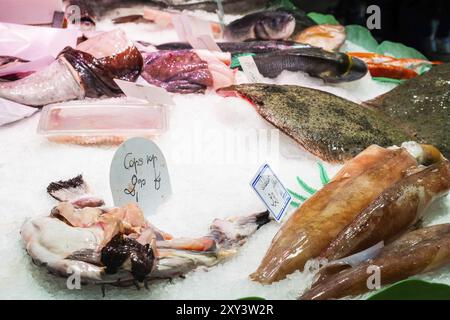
[365,63,450,159]
[224,11,296,42]
[321,160,450,262]
[249,145,417,284]
[300,224,450,300]
[252,48,367,82]
[218,84,413,163]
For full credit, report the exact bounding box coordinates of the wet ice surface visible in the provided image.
[0,9,448,300]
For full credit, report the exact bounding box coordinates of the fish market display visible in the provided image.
[348,52,441,79]
[365,63,450,159]
[223,11,296,42]
[252,47,367,82]
[0,30,143,106]
[300,223,450,300]
[21,175,270,286]
[154,40,309,55]
[293,24,346,51]
[218,84,412,163]
[249,144,428,283]
[141,50,235,94]
[322,158,450,261]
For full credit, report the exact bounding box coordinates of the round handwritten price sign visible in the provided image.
[110,137,172,216]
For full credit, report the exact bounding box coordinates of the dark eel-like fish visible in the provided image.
[218,84,413,163]
[252,48,367,82]
[300,223,450,300]
[364,63,450,159]
[0,30,143,106]
[154,40,309,55]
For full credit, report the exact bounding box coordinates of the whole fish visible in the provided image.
[218,84,413,163]
[249,145,418,284]
[154,40,310,55]
[0,30,143,106]
[364,63,450,159]
[223,11,296,42]
[252,47,367,83]
[300,223,450,300]
[321,159,450,262]
[21,175,270,286]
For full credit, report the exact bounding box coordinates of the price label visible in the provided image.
[110,137,172,215]
[238,55,264,83]
[172,13,221,51]
[251,163,291,222]
[114,79,175,106]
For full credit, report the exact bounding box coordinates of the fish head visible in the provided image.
[256,12,296,40]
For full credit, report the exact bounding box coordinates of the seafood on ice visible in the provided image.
[365,63,450,159]
[141,50,235,94]
[321,157,450,261]
[248,142,448,284]
[347,52,442,79]
[300,223,450,300]
[0,29,143,106]
[218,84,412,163]
[21,175,270,286]
[251,47,367,83]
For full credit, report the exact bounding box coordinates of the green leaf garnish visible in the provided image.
[289,162,330,208]
[296,176,317,195]
[317,162,330,185]
[290,201,300,208]
[288,188,307,202]
[375,41,428,60]
[367,279,450,300]
[345,25,379,52]
[307,12,340,25]
[372,77,405,84]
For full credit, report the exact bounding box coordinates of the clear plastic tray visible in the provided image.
[37,99,168,145]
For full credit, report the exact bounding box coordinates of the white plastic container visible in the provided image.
[37,99,168,145]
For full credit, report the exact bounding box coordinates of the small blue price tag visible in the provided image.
[250,163,291,222]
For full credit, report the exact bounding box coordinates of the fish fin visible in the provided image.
[47,175,88,201]
[66,249,102,266]
[47,175,104,208]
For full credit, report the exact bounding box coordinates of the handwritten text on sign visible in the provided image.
[110,137,171,215]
